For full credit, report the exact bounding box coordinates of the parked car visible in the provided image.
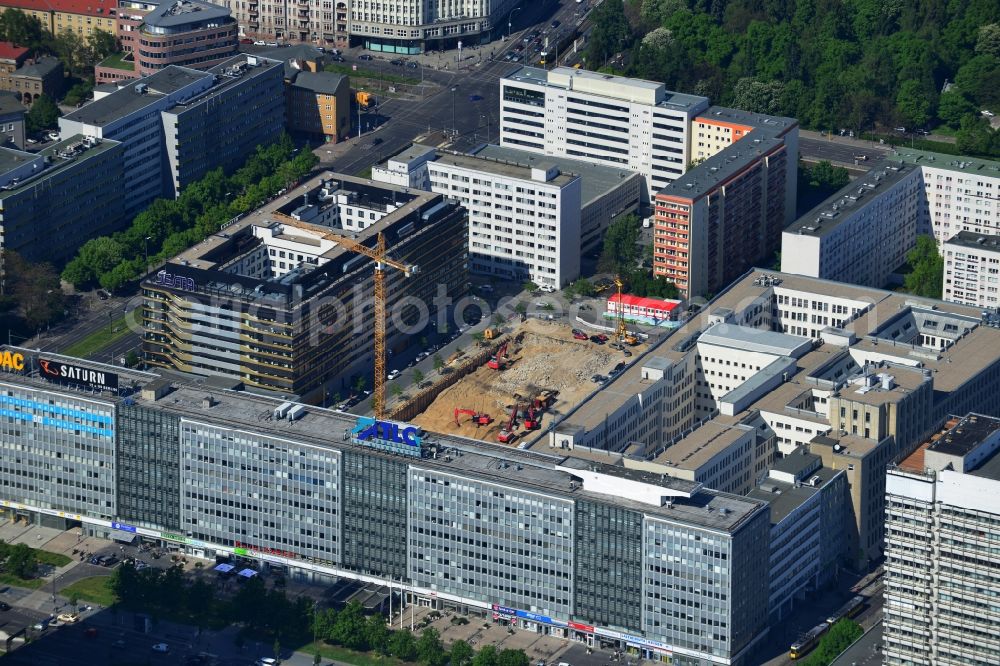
[406,61,418,68]
[550,20,560,28]
[359,54,373,60]
[572,329,588,340]
[389,59,404,66]
[387,369,401,380]
[0,602,10,611]
[152,643,170,653]
[589,335,605,344]
[57,613,80,623]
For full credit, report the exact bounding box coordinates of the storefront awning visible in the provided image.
[214,563,234,573]
[237,568,258,578]
[111,530,138,544]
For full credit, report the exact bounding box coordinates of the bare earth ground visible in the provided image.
[411,318,644,445]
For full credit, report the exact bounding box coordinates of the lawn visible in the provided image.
[303,642,404,666]
[60,575,117,606]
[99,51,134,71]
[0,573,44,589]
[62,316,132,359]
[36,550,72,567]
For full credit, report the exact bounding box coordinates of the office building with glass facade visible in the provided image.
[0,350,770,666]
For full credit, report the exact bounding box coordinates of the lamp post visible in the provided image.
[450,85,458,138]
[508,7,521,41]
[143,236,151,272]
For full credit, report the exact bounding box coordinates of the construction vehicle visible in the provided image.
[454,408,493,427]
[487,341,508,370]
[523,406,540,430]
[483,327,499,340]
[275,214,417,418]
[613,276,640,346]
[497,403,519,443]
[533,389,558,410]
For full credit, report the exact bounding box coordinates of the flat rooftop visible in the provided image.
[430,149,577,188]
[944,230,1000,253]
[473,144,641,204]
[785,160,917,238]
[0,146,36,175]
[0,135,121,198]
[889,148,1000,177]
[658,135,785,200]
[747,479,817,524]
[502,66,708,111]
[928,413,1000,457]
[695,106,797,134]
[654,421,749,469]
[0,346,765,533]
[698,322,812,357]
[144,0,231,27]
[63,66,212,126]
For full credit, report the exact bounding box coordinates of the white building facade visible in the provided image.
[942,231,1000,308]
[884,413,1000,666]
[499,67,709,199]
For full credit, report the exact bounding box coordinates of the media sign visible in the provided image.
[38,358,118,392]
[111,521,137,533]
[152,269,196,291]
[0,350,25,373]
[356,419,422,446]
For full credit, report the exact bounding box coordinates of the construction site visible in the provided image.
[407,317,646,446]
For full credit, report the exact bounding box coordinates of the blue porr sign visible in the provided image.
[353,417,422,453]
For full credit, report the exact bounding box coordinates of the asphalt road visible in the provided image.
[799,137,890,168]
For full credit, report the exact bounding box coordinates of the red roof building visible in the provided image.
[0,0,118,38]
[607,294,681,321]
[0,42,29,62]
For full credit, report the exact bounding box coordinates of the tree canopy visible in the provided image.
[602,0,1000,155]
[904,235,944,298]
[62,135,317,291]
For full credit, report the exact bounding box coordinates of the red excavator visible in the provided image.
[523,406,540,430]
[487,342,508,370]
[454,408,493,427]
[497,403,519,443]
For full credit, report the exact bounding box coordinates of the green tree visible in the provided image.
[312,607,338,642]
[331,600,366,649]
[955,54,1000,109]
[389,383,403,400]
[598,213,641,275]
[388,628,417,661]
[5,543,37,579]
[50,29,91,77]
[417,627,445,666]
[956,115,995,155]
[497,649,530,666]
[471,644,497,666]
[364,613,390,654]
[432,353,444,372]
[353,375,367,396]
[730,76,785,115]
[412,369,425,386]
[514,302,527,315]
[2,251,65,331]
[904,235,943,299]
[569,278,595,297]
[800,619,863,666]
[450,639,474,666]
[86,28,118,62]
[587,0,630,66]
[896,79,934,129]
[25,94,59,134]
[0,9,44,48]
[938,90,977,129]
[808,161,850,190]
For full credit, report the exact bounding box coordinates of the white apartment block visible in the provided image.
[782,163,925,289]
[229,0,515,53]
[499,66,709,199]
[782,149,1000,293]
[748,450,846,623]
[373,143,642,288]
[942,231,1000,308]
[884,413,1000,666]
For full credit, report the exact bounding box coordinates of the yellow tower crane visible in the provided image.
[614,276,639,346]
[275,214,418,418]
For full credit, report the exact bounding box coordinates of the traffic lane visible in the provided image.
[799,137,889,165]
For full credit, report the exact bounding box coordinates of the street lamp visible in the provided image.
[450,85,459,138]
[508,7,521,41]
[143,236,151,272]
